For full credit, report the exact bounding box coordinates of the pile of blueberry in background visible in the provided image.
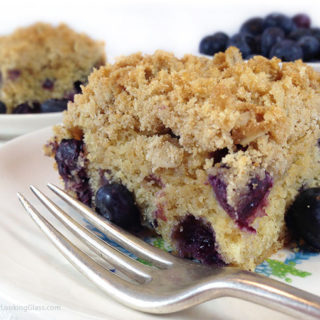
[199,13,320,62]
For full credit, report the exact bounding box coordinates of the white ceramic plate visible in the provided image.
[0,112,62,140]
[0,127,319,320]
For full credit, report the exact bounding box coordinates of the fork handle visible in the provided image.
[222,271,320,319]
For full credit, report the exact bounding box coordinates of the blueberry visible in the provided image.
[55,139,83,178]
[310,28,320,43]
[297,36,320,61]
[12,102,40,114]
[55,139,92,207]
[12,103,32,114]
[208,174,233,218]
[42,78,54,90]
[95,183,141,230]
[261,27,285,57]
[240,17,263,36]
[208,172,273,231]
[228,33,255,58]
[0,101,6,114]
[7,69,21,81]
[292,14,311,29]
[63,81,84,101]
[73,81,83,94]
[236,173,273,228]
[40,99,68,113]
[288,28,312,41]
[263,13,296,35]
[286,188,320,249]
[172,214,225,265]
[199,32,229,55]
[269,40,303,61]
[245,54,257,60]
[253,35,262,54]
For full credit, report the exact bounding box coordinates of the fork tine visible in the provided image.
[47,183,175,268]
[17,193,140,300]
[30,186,151,283]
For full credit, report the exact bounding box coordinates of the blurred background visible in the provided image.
[2,0,320,61]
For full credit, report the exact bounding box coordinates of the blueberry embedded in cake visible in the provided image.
[54,138,92,206]
[45,47,320,270]
[172,214,225,265]
[286,188,320,249]
[95,183,141,231]
[0,23,105,114]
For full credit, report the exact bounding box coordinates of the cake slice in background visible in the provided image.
[45,47,320,270]
[0,23,105,114]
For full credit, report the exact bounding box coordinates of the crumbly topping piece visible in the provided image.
[63,47,320,179]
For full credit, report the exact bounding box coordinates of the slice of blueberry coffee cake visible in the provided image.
[0,23,105,114]
[45,47,320,270]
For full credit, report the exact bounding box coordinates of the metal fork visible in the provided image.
[17,184,320,319]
